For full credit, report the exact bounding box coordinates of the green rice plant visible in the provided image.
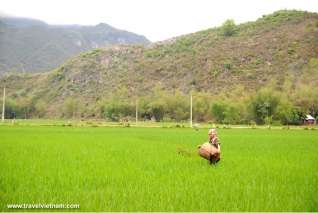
[0,126,317,211]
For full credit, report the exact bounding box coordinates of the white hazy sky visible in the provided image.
[1,0,318,41]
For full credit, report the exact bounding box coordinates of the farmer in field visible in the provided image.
[208,128,221,162]
[198,128,221,164]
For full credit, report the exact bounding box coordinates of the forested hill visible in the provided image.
[0,17,150,74]
[1,10,318,124]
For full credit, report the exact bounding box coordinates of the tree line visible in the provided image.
[3,82,318,125]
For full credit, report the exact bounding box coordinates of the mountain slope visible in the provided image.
[1,10,318,121]
[0,17,149,74]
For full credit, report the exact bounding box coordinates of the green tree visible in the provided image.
[149,100,166,121]
[63,98,78,118]
[223,104,241,124]
[4,98,19,119]
[18,97,35,119]
[192,92,212,122]
[103,101,134,121]
[211,102,227,123]
[249,88,280,124]
[276,102,304,125]
[165,91,189,121]
[220,19,237,36]
[34,100,47,118]
[293,84,318,119]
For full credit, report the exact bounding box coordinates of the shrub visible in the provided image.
[220,19,237,36]
[249,88,280,124]
[63,98,79,118]
[103,101,134,122]
[224,63,232,70]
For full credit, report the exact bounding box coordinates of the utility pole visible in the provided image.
[2,87,5,122]
[135,98,138,125]
[21,63,25,74]
[190,92,193,128]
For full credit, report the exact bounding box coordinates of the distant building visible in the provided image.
[304,115,316,125]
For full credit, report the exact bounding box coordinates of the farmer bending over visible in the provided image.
[208,128,221,163]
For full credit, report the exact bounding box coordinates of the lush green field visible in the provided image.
[0,126,317,211]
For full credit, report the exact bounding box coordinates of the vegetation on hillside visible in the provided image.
[1,10,318,125]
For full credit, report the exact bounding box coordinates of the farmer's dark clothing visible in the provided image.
[209,137,219,148]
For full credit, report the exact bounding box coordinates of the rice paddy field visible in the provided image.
[0,125,318,211]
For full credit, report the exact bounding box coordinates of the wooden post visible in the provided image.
[190,92,193,128]
[135,98,138,125]
[2,87,5,122]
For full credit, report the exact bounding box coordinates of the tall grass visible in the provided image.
[0,126,317,211]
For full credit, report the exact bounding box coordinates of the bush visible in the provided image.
[63,98,78,118]
[211,101,242,124]
[276,103,303,125]
[211,102,226,123]
[224,63,232,70]
[220,19,237,36]
[249,88,280,124]
[103,102,134,122]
